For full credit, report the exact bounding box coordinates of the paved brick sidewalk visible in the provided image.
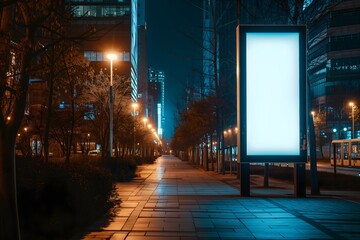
[78,155,360,240]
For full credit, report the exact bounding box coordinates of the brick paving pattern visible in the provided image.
[78,156,360,240]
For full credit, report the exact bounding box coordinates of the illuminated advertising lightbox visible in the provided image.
[237,25,306,163]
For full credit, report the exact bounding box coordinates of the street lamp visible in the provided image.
[107,53,117,157]
[87,133,90,152]
[349,102,355,139]
[132,102,138,156]
[143,117,148,128]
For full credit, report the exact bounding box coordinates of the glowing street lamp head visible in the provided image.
[311,111,315,116]
[107,53,117,61]
[349,102,355,107]
[132,102,138,109]
[143,117,148,123]
[147,124,152,129]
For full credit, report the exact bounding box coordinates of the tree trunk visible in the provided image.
[43,54,55,163]
[308,78,320,195]
[210,134,214,171]
[209,0,223,174]
[65,84,76,164]
[0,30,34,239]
[0,132,20,239]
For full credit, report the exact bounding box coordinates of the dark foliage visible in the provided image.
[102,157,138,182]
[134,155,156,165]
[16,158,118,240]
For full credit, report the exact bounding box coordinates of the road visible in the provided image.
[275,162,360,177]
[312,162,360,177]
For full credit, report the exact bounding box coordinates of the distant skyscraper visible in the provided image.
[148,68,165,139]
[202,0,293,128]
[202,0,215,97]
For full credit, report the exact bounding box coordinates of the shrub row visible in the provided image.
[16,154,157,239]
[16,158,117,240]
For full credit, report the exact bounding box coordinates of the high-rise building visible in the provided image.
[148,67,165,139]
[202,0,215,97]
[137,0,148,117]
[305,0,360,139]
[68,0,140,102]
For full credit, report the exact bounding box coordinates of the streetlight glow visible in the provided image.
[349,101,355,139]
[107,53,117,61]
[143,117,148,127]
[132,102,139,156]
[132,102,138,110]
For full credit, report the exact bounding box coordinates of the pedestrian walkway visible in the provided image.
[79,156,360,240]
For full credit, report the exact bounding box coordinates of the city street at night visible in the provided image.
[79,156,360,240]
[1,0,360,239]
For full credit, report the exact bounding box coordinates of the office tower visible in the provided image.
[148,68,165,139]
[68,0,139,102]
[305,0,360,139]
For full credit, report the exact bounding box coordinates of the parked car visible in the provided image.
[88,149,101,156]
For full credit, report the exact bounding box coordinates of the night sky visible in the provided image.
[146,0,202,141]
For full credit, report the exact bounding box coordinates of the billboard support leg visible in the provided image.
[240,163,250,196]
[264,163,269,188]
[294,163,306,197]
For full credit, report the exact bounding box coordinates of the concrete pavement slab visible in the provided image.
[77,155,360,240]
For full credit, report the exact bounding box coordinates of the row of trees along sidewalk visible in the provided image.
[172,0,320,193]
[0,1,149,239]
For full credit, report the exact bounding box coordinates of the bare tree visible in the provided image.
[0,1,73,238]
[82,71,131,159]
[47,45,92,163]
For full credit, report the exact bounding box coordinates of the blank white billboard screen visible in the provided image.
[246,32,300,156]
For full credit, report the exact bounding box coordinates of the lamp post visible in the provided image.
[349,102,355,139]
[107,53,117,157]
[87,133,90,152]
[143,117,148,128]
[132,103,138,156]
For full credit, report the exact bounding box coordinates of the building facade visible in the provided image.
[68,0,141,102]
[137,0,148,117]
[305,0,360,139]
